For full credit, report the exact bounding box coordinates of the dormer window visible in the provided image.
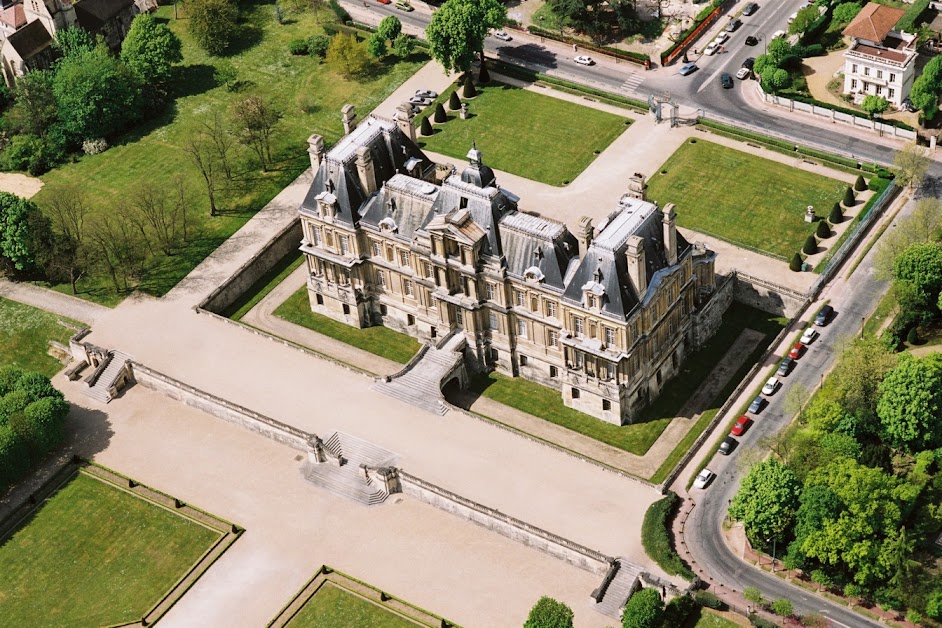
[523,266,544,283]
[587,295,597,309]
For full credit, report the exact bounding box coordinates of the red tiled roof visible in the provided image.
[843,2,906,41]
[0,4,26,31]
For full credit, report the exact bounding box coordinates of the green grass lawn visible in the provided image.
[287,583,417,628]
[418,82,630,186]
[0,297,83,375]
[275,287,421,364]
[223,249,304,320]
[33,2,426,306]
[0,473,219,626]
[646,139,847,261]
[693,609,742,628]
[473,303,786,458]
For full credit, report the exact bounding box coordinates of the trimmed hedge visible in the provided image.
[896,0,929,33]
[526,25,651,64]
[641,491,695,579]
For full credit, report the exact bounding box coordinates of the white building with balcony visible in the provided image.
[841,2,917,108]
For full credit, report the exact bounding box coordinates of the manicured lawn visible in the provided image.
[223,249,304,320]
[418,82,630,186]
[34,2,427,306]
[275,287,421,364]
[646,139,847,260]
[472,303,785,458]
[0,473,219,626]
[287,583,416,628]
[693,609,743,628]
[0,297,83,375]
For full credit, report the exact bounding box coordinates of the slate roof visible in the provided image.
[74,0,134,32]
[6,19,51,60]
[843,2,905,41]
[499,212,578,291]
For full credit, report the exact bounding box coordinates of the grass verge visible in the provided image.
[222,249,304,320]
[274,287,421,364]
[0,296,84,375]
[286,583,416,628]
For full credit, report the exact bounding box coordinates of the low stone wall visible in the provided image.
[399,470,613,575]
[131,362,314,451]
[732,271,808,318]
[198,218,302,314]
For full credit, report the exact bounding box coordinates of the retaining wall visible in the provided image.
[732,271,808,318]
[691,273,734,350]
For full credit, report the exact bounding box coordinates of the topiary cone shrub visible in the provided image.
[479,60,490,84]
[790,253,803,272]
[462,74,477,98]
[842,186,855,207]
[816,220,830,238]
[829,203,843,224]
[434,102,447,123]
[907,326,919,345]
[854,175,867,191]
[448,90,461,111]
[803,234,817,255]
[419,116,432,136]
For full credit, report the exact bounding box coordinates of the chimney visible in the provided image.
[395,102,416,143]
[307,134,324,172]
[662,203,677,266]
[578,216,594,253]
[355,145,376,196]
[341,104,357,135]
[625,235,647,295]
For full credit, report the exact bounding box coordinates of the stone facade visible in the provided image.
[841,3,917,107]
[297,110,724,425]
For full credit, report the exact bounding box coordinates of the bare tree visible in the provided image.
[174,174,190,242]
[893,142,930,191]
[784,382,810,421]
[86,215,147,293]
[231,95,281,172]
[42,233,88,295]
[183,129,221,216]
[874,197,942,279]
[201,111,236,180]
[132,181,182,256]
[43,184,88,245]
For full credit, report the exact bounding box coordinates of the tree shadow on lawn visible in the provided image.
[170,64,220,100]
[223,22,265,57]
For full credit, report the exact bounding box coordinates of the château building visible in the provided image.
[297,108,723,425]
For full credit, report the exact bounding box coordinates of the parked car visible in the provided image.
[815,304,834,326]
[788,342,806,359]
[395,1,414,11]
[694,469,716,489]
[800,328,819,344]
[726,18,742,32]
[731,415,752,436]
[787,11,798,24]
[776,357,795,377]
[736,67,751,80]
[704,41,720,56]
[679,62,698,76]
[719,436,738,455]
[409,95,432,106]
[749,396,765,414]
[742,2,759,16]
[574,55,595,66]
[714,32,730,45]
[720,72,734,88]
[745,35,759,46]
[493,30,512,41]
[377,0,391,4]
[762,377,780,396]
[415,89,438,99]
[743,57,755,69]
[772,29,786,39]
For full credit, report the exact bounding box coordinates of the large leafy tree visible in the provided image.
[893,242,942,319]
[622,588,664,628]
[828,336,897,421]
[0,192,52,271]
[5,70,57,138]
[425,0,506,74]
[910,56,942,121]
[187,0,239,56]
[121,13,183,86]
[789,5,819,34]
[877,353,942,452]
[728,458,801,545]
[326,33,372,79]
[832,2,862,27]
[523,596,574,628]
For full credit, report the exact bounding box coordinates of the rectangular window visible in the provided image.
[851,78,858,90]
[485,283,495,301]
[531,296,539,312]
[380,304,387,316]
[605,327,615,346]
[455,309,463,325]
[516,319,527,338]
[371,240,381,256]
[602,399,611,411]
[546,301,557,318]
[548,330,559,348]
[889,88,896,99]
[515,290,525,307]
[851,64,857,73]
[423,261,433,278]
[549,365,558,378]
[403,279,414,298]
[325,231,333,246]
[863,66,869,76]
[342,304,350,315]
[312,226,322,246]
[489,312,499,330]
[339,235,350,255]
[574,317,584,336]
[571,387,580,399]
[519,355,527,366]
[876,69,883,79]
[890,73,896,83]
[574,352,583,369]
[407,314,415,326]
[377,270,387,288]
[399,250,410,267]
[587,295,596,309]
[875,85,883,95]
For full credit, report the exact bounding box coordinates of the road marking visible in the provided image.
[818,613,853,628]
[621,73,645,92]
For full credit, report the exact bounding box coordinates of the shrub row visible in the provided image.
[641,491,696,579]
[896,0,930,33]
[490,60,648,111]
[345,20,429,49]
[813,176,893,272]
[526,25,650,64]
[661,0,727,63]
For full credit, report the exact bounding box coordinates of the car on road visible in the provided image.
[743,57,755,69]
[731,415,752,436]
[788,342,806,359]
[409,95,432,106]
[815,304,834,326]
[493,30,512,41]
[742,2,759,16]
[762,377,780,396]
[736,67,751,80]
[395,1,413,10]
[704,41,720,56]
[574,55,595,66]
[776,357,795,377]
[800,328,819,344]
[719,436,738,455]
[694,469,716,489]
[726,18,741,32]
[772,29,786,39]
[720,72,734,88]
[415,89,438,99]
[679,62,698,76]
[377,0,391,4]
[745,35,758,46]
[749,396,765,413]
[714,32,730,45]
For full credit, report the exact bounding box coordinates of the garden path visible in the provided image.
[0,279,108,326]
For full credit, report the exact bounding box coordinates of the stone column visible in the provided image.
[395,102,416,143]
[341,104,357,135]
[307,134,324,172]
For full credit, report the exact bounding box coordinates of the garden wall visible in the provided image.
[732,271,808,318]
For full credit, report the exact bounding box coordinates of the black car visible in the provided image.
[745,35,758,46]
[719,436,738,455]
[815,304,834,326]
[743,57,755,69]
[726,18,742,32]
[743,2,759,16]
[720,73,734,89]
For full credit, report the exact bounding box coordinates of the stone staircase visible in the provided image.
[301,431,398,506]
[83,350,132,404]
[372,333,465,415]
[592,558,643,619]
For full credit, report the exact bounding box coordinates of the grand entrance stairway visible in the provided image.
[592,558,644,619]
[301,431,398,505]
[83,350,132,404]
[371,333,466,416]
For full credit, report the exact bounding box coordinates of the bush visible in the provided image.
[906,610,924,625]
[448,90,461,111]
[392,34,414,58]
[82,138,108,155]
[328,0,351,23]
[803,235,817,255]
[800,43,824,57]
[462,74,477,98]
[433,102,447,123]
[842,186,855,207]
[907,326,919,345]
[0,366,23,396]
[771,598,794,617]
[854,175,866,191]
[749,616,778,628]
[790,252,803,272]
[417,116,431,137]
[816,220,830,238]
[829,203,843,224]
[288,38,309,55]
[663,595,697,627]
[641,491,695,579]
[622,588,664,628]
[523,596,573,628]
[694,591,725,610]
[927,589,942,620]
[308,35,331,58]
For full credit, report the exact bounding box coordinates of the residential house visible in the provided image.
[842,2,917,107]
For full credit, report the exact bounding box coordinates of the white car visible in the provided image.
[736,66,751,80]
[762,377,780,396]
[714,32,729,45]
[574,55,595,66]
[492,30,512,41]
[772,29,786,39]
[694,469,715,489]
[704,41,720,56]
[800,328,819,344]
[787,11,797,23]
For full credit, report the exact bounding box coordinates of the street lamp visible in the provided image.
[755,32,766,55]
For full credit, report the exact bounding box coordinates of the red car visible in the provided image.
[788,342,805,359]
[377,0,391,4]
[731,415,752,436]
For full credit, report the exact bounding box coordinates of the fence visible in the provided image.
[661,1,730,66]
